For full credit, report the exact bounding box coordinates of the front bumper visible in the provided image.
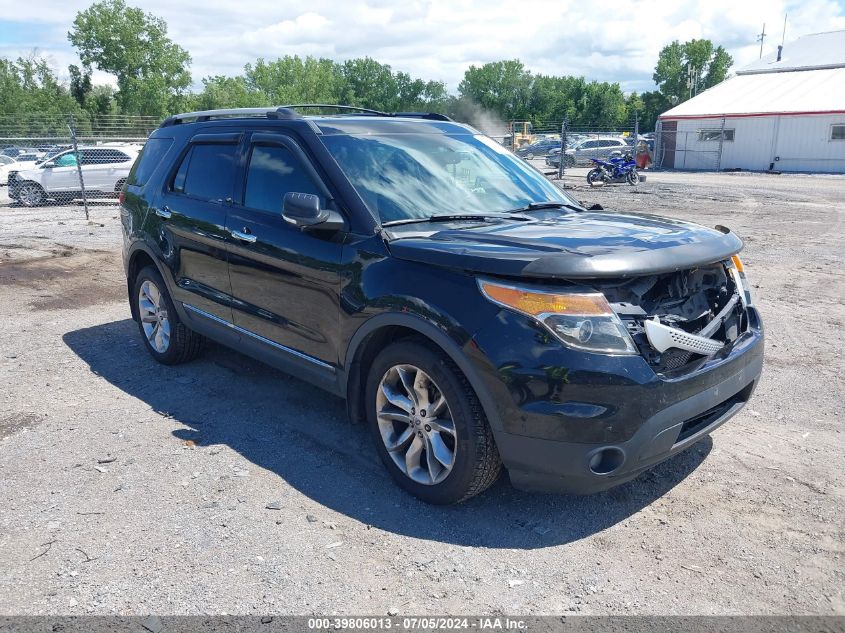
[469,306,764,494]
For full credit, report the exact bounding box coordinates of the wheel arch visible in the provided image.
[126,244,169,322]
[341,313,504,435]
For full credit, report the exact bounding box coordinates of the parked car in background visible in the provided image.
[546,136,630,168]
[0,154,17,185]
[515,137,561,159]
[8,144,141,206]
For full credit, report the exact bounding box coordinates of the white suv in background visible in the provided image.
[8,144,141,206]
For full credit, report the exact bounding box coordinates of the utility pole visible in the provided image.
[781,14,787,46]
[757,23,766,58]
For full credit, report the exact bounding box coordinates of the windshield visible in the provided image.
[321,133,579,223]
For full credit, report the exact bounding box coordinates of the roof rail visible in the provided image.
[159,107,300,127]
[158,104,454,127]
[393,112,453,122]
[279,104,390,116]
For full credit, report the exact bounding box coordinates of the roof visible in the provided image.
[660,67,845,118]
[738,30,845,75]
[660,30,845,119]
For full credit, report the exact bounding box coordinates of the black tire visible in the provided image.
[565,155,576,167]
[365,339,501,504]
[17,182,45,207]
[133,266,204,365]
[626,170,640,185]
[587,168,602,186]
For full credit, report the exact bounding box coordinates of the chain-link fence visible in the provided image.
[0,114,154,216]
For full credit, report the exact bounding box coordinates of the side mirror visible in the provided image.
[282,192,345,232]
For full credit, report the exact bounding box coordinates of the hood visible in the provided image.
[386,211,743,279]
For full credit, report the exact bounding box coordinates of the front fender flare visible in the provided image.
[341,312,505,434]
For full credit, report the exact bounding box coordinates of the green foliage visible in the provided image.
[653,39,733,105]
[68,0,192,117]
[0,55,83,135]
[457,60,631,128]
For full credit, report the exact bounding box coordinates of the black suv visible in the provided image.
[121,105,764,504]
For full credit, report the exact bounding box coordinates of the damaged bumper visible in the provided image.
[470,305,764,494]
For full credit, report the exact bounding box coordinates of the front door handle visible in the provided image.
[155,206,172,219]
[230,228,257,243]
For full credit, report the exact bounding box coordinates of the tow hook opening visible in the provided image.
[588,447,626,475]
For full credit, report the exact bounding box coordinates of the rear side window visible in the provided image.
[243,145,323,213]
[171,143,238,202]
[127,138,173,186]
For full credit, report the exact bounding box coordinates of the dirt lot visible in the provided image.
[0,170,842,616]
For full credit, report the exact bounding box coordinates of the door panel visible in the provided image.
[154,138,240,324]
[226,138,343,366]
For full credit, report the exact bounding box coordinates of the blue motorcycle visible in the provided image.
[586,153,640,186]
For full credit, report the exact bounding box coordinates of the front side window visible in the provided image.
[698,129,735,142]
[171,143,238,201]
[54,152,79,167]
[831,124,845,141]
[243,144,323,213]
[321,132,578,224]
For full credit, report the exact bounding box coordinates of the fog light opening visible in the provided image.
[588,447,625,475]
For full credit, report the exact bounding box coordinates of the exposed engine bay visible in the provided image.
[596,262,749,372]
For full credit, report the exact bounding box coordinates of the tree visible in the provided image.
[339,57,398,111]
[246,56,343,105]
[68,63,92,108]
[653,39,733,105]
[639,90,672,131]
[68,0,192,116]
[458,60,533,121]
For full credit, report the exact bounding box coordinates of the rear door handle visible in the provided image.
[155,206,172,219]
[230,228,257,243]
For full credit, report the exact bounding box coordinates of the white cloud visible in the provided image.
[0,0,843,94]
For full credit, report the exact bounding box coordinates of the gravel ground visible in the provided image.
[0,170,842,616]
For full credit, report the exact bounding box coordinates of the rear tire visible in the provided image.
[365,339,501,504]
[133,266,204,365]
[587,169,602,186]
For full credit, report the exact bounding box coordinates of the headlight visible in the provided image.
[478,280,638,355]
[727,255,753,307]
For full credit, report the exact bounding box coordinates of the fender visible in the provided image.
[340,311,505,435]
[124,240,189,323]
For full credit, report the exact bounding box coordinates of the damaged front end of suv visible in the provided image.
[599,255,753,374]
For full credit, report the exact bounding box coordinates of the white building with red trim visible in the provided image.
[655,30,845,173]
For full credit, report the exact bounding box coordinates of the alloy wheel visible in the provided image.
[19,185,43,207]
[138,279,171,353]
[376,364,457,485]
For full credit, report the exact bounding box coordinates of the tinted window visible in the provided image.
[244,145,323,213]
[172,143,238,201]
[832,125,845,140]
[128,138,173,186]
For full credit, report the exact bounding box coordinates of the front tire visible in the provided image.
[626,170,640,185]
[133,266,204,365]
[17,182,45,207]
[365,339,501,504]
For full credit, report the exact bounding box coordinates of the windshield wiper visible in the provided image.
[508,201,585,213]
[382,212,532,227]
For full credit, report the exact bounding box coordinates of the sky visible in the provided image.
[1,0,844,95]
